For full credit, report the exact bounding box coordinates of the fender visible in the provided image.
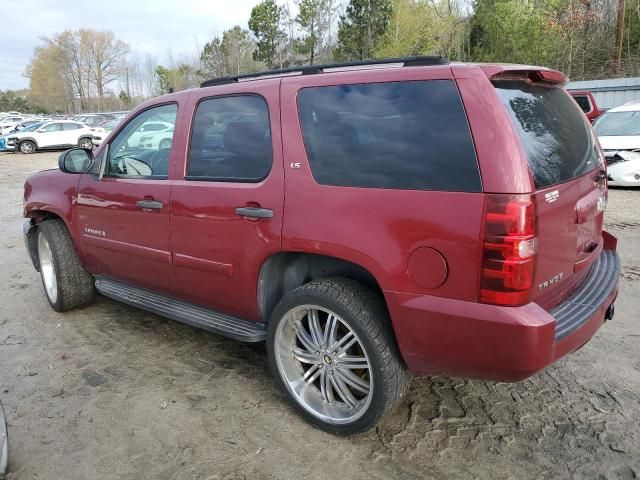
[14,135,38,147]
[23,169,83,253]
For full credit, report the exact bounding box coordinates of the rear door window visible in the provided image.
[297,80,481,192]
[187,95,272,182]
[572,95,592,113]
[494,81,601,189]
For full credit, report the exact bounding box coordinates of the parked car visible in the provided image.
[138,126,174,150]
[0,399,6,478]
[0,116,25,135]
[7,121,94,154]
[594,101,640,186]
[569,90,602,122]
[22,58,620,435]
[71,114,112,126]
[4,120,42,135]
[91,118,123,147]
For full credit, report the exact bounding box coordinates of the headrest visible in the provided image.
[223,122,268,158]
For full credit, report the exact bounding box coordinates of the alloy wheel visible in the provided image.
[274,305,373,425]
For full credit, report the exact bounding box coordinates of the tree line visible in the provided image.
[14,0,640,114]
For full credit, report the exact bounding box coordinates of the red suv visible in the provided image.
[23,57,620,434]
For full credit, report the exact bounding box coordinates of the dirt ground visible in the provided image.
[0,151,639,480]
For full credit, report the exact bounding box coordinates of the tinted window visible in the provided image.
[143,123,167,132]
[572,95,591,113]
[187,95,272,182]
[62,123,81,130]
[107,104,177,178]
[297,81,480,191]
[494,81,601,189]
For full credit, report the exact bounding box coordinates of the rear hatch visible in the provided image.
[493,78,607,309]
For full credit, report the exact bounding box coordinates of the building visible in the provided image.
[566,77,640,110]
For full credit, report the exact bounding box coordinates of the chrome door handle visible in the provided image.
[136,199,163,210]
[235,207,273,219]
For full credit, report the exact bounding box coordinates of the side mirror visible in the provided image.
[59,148,94,174]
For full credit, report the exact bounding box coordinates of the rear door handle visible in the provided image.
[235,207,273,219]
[136,199,163,210]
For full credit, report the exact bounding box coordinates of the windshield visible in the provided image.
[19,122,44,133]
[594,111,640,136]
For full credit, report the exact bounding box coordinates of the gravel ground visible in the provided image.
[1,151,639,480]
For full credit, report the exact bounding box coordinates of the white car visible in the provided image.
[138,126,174,150]
[124,121,174,148]
[595,101,640,187]
[6,121,95,154]
[0,116,25,135]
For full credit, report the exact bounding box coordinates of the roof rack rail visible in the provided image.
[200,56,449,88]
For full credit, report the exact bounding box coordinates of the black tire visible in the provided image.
[267,278,411,435]
[78,137,93,150]
[18,140,36,154]
[37,219,95,312]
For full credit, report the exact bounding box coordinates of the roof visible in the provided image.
[607,100,640,112]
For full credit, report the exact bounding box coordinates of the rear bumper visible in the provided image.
[387,245,620,382]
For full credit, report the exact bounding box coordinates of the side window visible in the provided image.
[106,104,177,178]
[187,95,272,182]
[62,123,81,131]
[297,81,481,192]
[40,123,63,133]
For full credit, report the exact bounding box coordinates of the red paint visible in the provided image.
[23,62,620,382]
[568,90,603,122]
[407,247,448,289]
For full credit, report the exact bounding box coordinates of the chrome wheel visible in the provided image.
[38,232,58,304]
[274,305,373,424]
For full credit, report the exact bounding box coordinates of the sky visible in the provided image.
[0,0,265,90]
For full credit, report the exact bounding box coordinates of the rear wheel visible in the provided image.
[267,278,410,435]
[19,140,36,154]
[37,219,95,312]
[78,137,93,150]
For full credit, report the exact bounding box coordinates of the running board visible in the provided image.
[94,277,266,342]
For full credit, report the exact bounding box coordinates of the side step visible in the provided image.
[94,277,266,342]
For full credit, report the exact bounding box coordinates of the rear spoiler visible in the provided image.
[480,66,567,86]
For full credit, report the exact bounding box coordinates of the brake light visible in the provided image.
[480,194,537,306]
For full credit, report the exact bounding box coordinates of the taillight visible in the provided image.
[480,194,537,306]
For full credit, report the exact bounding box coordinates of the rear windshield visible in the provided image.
[494,80,601,189]
[572,94,591,113]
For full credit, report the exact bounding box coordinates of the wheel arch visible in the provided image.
[258,252,386,322]
[18,137,38,148]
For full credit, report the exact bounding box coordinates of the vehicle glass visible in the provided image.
[572,95,591,113]
[107,104,177,178]
[62,123,81,131]
[594,111,640,136]
[40,123,63,133]
[494,80,601,189]
[20,122,44,132]
[187,95,272,182]
[297,80,481,191]
[142,123,167,132]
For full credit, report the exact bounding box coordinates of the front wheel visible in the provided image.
[267,278,411,435]
[37,219,95,312]
[19,140,36,154]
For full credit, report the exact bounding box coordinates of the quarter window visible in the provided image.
[106,104,177,178]
[297,80,481,191]
[187,95,272,182]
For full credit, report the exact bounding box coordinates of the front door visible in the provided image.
[170,84,284,320]
[77,103,180,294]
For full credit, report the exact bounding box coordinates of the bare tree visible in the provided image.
[85,30,130,111]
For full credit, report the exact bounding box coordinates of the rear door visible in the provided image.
[493,79,606,308]
[169,81,284,320]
